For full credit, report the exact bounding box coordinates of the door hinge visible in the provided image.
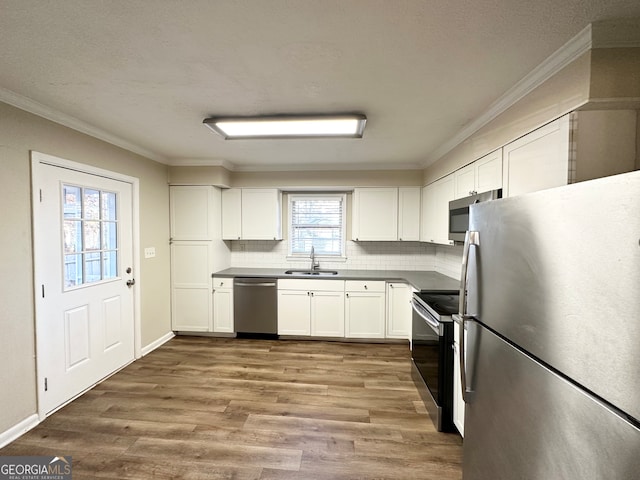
[39,189,43,202]
[44,377,48,392]
[42,284,45,298]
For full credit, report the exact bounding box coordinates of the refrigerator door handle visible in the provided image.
[459,230,479,316]
[456,230,479,403]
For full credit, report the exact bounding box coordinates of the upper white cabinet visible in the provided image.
[397,187,421,241]
[352,188,398,241]
[421,174,455,245]
[222,188,282,240]
[503,116,570,198]
[352,187,420,241]
[503,111,637,198]
[454,150,503,199]
[170,186,214,240]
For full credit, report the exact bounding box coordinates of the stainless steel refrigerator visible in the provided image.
[455,170,640,479]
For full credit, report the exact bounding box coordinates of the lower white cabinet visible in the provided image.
[171,242,212,332]
[278,279,345,337]
[212,277,234,333]
[386,282,412,339]
[453,320,465,436]
[345,281,386,338]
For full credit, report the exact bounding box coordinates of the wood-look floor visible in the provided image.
[1,336,462,479]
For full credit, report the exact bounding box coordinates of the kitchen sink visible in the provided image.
[284,269,339,276]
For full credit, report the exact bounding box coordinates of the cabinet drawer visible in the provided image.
[212,277,233,289]
[345,280,385,293]
[278,279,344,292]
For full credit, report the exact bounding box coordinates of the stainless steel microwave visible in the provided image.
[448,189,502,242]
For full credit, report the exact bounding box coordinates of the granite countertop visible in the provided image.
[212,267,460,292]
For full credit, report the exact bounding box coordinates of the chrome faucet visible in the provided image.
[310,245,320,271]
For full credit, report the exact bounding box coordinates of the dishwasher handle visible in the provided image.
[234,281,276,287]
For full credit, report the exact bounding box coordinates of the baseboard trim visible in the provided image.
[141,331,175,356]
[0,414,40,449]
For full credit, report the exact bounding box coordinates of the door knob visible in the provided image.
[126,279,136,287]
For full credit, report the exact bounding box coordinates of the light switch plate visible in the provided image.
[144,247,156,258]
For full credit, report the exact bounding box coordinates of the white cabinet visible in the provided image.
[454,149,503,199]
[221,188,242,240]
[277,279,345,337]
[212,277,234,333]
[453,320,466,436]
[397,187,421,241]
[503,115,571,198]
[170,186,214,240]
[386,282,411,339]
[345,280,386,338]
[352,187,421,242]
[420,174,455,245]
[352,188,398,241]
[222,188,282,240]
[170,241,212,331]
[170,186,229,332]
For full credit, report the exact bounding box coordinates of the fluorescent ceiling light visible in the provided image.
[203,115,366,139]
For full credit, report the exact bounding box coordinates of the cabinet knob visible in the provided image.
[346,293,349,298]
[364,285,368,290]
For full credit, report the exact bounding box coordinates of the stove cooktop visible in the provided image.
[416,291,460,316]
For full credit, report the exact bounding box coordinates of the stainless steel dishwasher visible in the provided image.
[233,277,278,336]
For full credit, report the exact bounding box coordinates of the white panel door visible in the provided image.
[352,188,398,241]
[386,283,411,339]
[345,292,386,338]
[171,242,212,331]
[35,163,135,415]
[169,186,212,240]
[310,291,345,337]
[398,187,421,241]
[221,188,242,240]
[277,290,311,335]
[213,288,234,333]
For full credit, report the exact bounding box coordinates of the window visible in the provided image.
[289,194,346,257]
[62,184,119,288]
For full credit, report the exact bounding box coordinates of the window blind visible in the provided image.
[290,195,345,256]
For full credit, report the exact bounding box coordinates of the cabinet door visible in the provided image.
[421,175,455,245]
[453,321,465,436]
[277,290,311,335]
[386,283,411,339]
[170,242,212,331]
[311,291,345,337]
[170,186,212,240]
[454,164,476,199]
[213,288,234,333]
[352,188,398,241]
[241,189,282,240]
[345,292,385,338]
[475,149,503,194]
[398,187,421,241]
[503,115,570,198]
[221,188,242,240]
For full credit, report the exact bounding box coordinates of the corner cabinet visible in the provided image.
[352,187,421,242]
[222,188,282,240]
[345,281,386,338]
[421,175,455,245]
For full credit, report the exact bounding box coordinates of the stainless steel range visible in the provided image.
[411,290,459,433]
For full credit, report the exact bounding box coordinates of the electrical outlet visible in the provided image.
[144,247,156,258]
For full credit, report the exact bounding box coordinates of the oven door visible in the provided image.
[411,298,444,403]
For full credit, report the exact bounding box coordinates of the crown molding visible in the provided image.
[0,87,167,164]
[230,161,425,172]
[423,23,594,167]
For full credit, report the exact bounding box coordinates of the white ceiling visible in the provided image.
[1,1,640,171]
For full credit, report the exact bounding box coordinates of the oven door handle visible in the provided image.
[411,299,441,335]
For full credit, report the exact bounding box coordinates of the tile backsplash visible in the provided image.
[229,240,462,280]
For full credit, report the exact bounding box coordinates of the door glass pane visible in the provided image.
[64,254,83,288]
[63,185,82,219]
[101,191,117,221]
[63,221,82,253]
[84,221,101,250]
[84,252,102,283]
[102,222,117,250]
[84,189,100,220]
[102,251,117,279]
